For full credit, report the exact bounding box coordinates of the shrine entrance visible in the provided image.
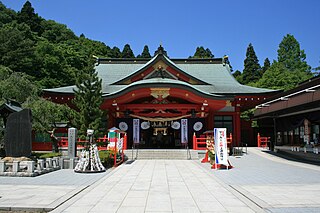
[140,123,181,149]
[116,117,206,149]
[116,119,184,149]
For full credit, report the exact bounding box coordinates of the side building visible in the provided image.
[254,76,320,150]
[43,46,277,149]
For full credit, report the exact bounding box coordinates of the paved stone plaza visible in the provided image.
[0,148,320,212]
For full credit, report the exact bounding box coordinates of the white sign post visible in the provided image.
[214,128,229,169]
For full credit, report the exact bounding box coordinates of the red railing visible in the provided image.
[58,135,109,150]
[257,133,270,148]
[32,135,128,152]
[193,133,233,150]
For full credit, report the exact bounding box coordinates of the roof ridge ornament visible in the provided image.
[154,44,168,57]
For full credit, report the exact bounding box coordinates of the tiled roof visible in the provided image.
[44,53,276,96]
[103,78,225,98]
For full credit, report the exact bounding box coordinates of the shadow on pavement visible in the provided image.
[262,150,320,166]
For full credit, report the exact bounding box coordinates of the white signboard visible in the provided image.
[181,119,188,144]
[214,128,228,165]
[133,119,140,144]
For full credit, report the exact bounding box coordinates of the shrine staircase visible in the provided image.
[124,149,200,160]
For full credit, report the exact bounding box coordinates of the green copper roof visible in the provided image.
[44,52,275,96]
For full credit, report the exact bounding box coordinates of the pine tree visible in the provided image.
[205,48,214,58]
[137,45,151,58]
[73,60,104,137]
[112,47,121,58]
[121,44,135,58]
[277,34,310,72]
[191,46,214,58]
[255,35,313,90]
[242,43,261,85]
[261,58,271,76]
[17,1,43,34]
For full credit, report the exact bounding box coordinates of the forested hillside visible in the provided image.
[0,1,316,92]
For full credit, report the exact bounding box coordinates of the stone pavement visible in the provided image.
[200,148,320,213]
[0,169,108,211]
[52,160,257,213]
[0,148,320,212]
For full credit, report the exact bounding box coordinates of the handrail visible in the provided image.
[58,136,109,150]
[257,133,270,148]
[193,133,233,150]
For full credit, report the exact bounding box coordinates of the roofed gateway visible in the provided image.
[43,46,278,148]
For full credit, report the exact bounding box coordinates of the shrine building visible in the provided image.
[43,46,278,149]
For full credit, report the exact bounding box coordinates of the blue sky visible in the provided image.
[2,0,320,72]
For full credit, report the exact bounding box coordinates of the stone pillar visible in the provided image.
[59,158,64,169]
[27,161,35,173]
[68,128,77,159]
[46,158,53,168]
[13,161,19,172]
[0,161,5,173]
[53,157,59,168]
[69,158,75,169]
[37,159,44,170]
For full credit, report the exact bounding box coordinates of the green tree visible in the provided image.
[0,2,17,26]
[0,65,12,81]
[73,60,104,138]
[23,97,77,152]
[232,70,242,79]
[0,22,36,75]
[277,34,310,72]
[34,40,73,88]
[137,45,151,58]
[191,46,214,58]
[112,46,121,58]
[121,44,135,58]
[242,43,261,85]
[0,71,38,103]
[41,20,77,43]
[255,34,313,90]
[17,1,43,34]
[77,36,113,58]
[261,58,270,76]
[255,62,313,91]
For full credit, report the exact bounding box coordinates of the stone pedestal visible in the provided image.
[13,161,19,172]
[37,159,44,170]
[0,161,4,173]
[27,161,35,173]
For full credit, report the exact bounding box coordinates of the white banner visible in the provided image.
[181,119,188,144]
[133,119,140,144]
[117,137,123,150]
[214,128,228,165]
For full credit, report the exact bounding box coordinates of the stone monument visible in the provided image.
[4,109,32,157]
[68,128,77,159]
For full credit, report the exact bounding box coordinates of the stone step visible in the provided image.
[124,149,199,160]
